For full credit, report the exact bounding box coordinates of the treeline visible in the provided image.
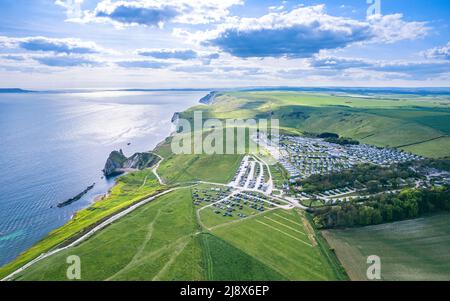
[312,186,450,229]
[420,158,450,172]
[324,136,359,145]
[316,132,359,145]
[300,163,418,193]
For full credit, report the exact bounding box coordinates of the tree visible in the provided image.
[367,180,381,193]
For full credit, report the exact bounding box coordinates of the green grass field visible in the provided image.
[12,188,203,281]
[155,136,243,184]
[322,213,450,281]
[200,233,286,280]
[12,188,344,281]
[212,209,347,280]
[188,91,450,158]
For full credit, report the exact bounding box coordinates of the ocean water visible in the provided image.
[0,90,205,266]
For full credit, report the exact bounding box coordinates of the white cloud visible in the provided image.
[423,42,450,60]
[196,5,430,58]
[305,55,450,80]
[367,14,429,43]
[68,0,243,27]
[0,36,103,54]
[55,0,84,19]
[136,48,198,60]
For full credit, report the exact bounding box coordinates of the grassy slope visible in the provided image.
[13,188,309,281]
[212,209,346,280]
[0,169,163,279]
[13,189,204,281]
[322,213,450,281]
[155,137,243,185]
[198,91,450,158]
[200,233,286,281]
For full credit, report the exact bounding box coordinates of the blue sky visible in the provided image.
[0,0,449,89]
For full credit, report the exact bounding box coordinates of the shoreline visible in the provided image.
[0,93,207,279]
[0,135,173,280]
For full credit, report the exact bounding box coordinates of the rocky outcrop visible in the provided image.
[103,150,159,177]
[103,150,127,177]
[171,112,180,123]
[57,183,95,208]
[199,91,219,104]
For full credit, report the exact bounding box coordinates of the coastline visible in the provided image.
[0,93,208,280]
[0,138,170,280]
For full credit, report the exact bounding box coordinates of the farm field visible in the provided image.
[212,209,347,280]
[322,213,450,281]
[200,233,287,281]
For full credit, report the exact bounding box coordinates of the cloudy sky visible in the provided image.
[0,0,449,89]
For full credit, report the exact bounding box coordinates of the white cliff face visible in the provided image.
[103,150,159,177]
[122,153,142,169]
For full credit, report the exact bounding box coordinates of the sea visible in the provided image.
[0,90,206,266]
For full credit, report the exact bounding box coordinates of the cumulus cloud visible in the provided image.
[116,60,171,68]
[423,42,450,60]
[202,5,429,58]
[0,36,101,54]
[72,0,243,27]
[367,14,429,43]
[95,3,178,27]
[137,49,198,60]
[33,55,101,67]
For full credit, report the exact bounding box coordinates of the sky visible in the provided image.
[0,0,449,89]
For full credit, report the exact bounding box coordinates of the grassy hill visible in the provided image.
[12,189,345,281]
[185,91,450,158]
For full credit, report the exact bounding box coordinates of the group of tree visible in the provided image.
[323,136,360,145]
[299,163,418,194]
[419,157,450,172]
[312,186,450,229]
[315,132,359,145]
